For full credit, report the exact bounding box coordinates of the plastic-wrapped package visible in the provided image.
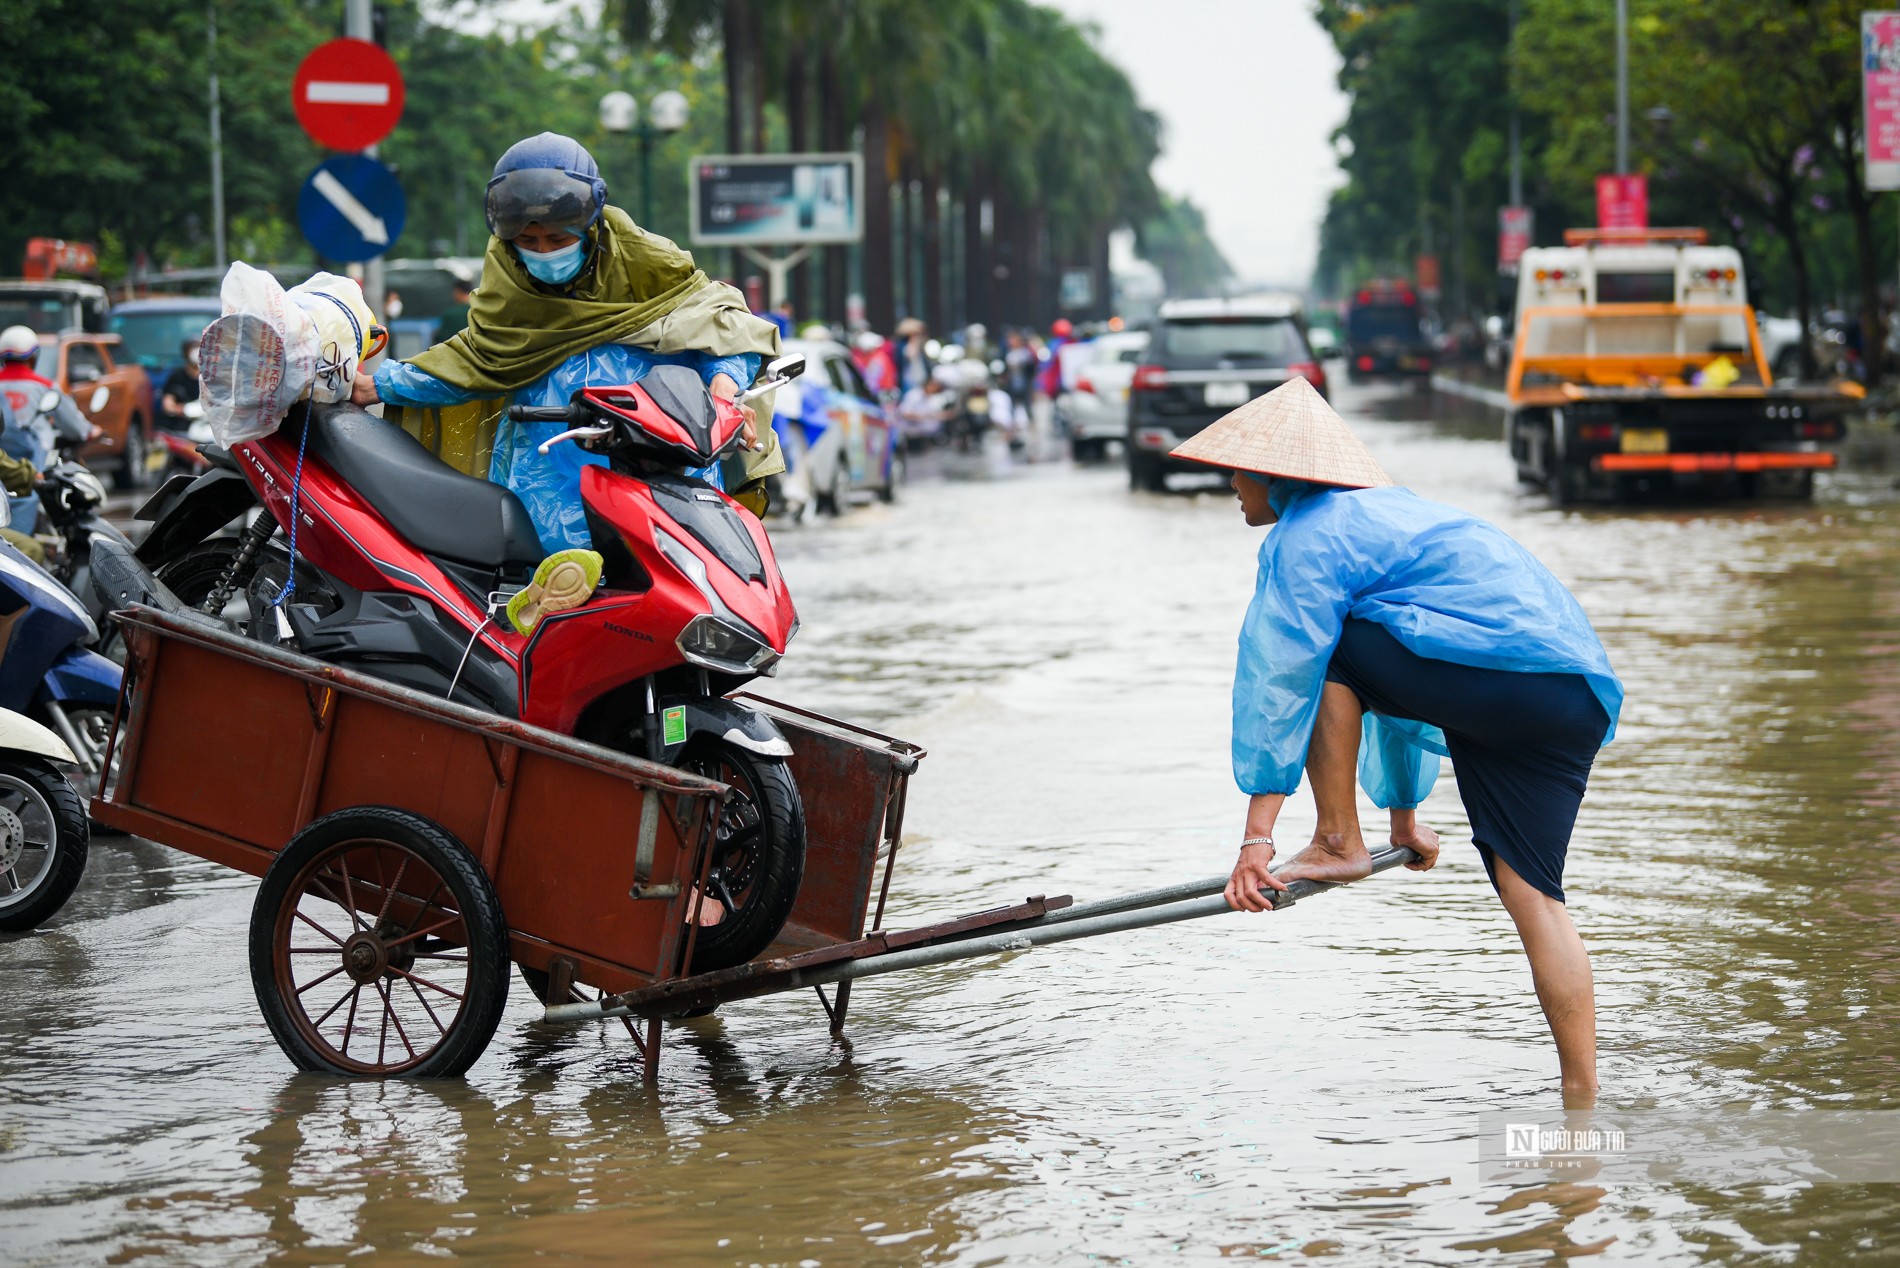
[199,264,380,447]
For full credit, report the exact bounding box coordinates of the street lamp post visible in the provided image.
[599,89,691,229]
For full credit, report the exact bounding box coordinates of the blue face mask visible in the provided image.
[518,238,585,284]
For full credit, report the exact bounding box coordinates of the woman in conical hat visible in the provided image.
[1174,378,1623,1105]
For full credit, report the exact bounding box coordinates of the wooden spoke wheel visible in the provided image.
[249,807,509,1078]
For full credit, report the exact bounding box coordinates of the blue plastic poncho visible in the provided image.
[1234,481,1623,807]
[376,344,758,553]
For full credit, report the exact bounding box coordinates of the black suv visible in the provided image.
[1125,297,1325,491]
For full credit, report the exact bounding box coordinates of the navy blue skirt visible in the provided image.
[1324,619,1607,903]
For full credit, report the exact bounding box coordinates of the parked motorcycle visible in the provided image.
[154,398,215,476]
[129,356,812,972]
[36,455,138,653]
[0,695,92,932]
[0,529,119,836]
[1,388,141,657]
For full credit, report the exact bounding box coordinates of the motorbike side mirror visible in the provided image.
[88,386,110,413]
[38,390,61,414]
[766,353,806,382]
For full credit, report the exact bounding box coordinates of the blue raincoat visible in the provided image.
[376,344,759,553]
[1234,481,1622,807]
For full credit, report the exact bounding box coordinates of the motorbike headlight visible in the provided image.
[677,614,778,675]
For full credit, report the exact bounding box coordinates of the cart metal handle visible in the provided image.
[543,846,1419,1025]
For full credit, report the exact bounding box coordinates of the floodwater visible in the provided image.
[4,379,1899,1264]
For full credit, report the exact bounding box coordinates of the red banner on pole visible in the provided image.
[1595,174,1648,230]
[1865,12,1900,190]
[1498,205,1533,275]
[1415,254,1441,298]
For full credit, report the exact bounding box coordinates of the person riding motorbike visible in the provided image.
[348,133,785,548]
[158,338,202,429]
[0,326,93,447]
[0,325,99,563]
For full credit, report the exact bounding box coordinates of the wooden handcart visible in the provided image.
[93,606,1416,1083]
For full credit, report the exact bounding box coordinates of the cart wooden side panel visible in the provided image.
[740,694,923,952]
[94,608,727,995]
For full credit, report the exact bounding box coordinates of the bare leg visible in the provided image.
[1276,681,1375,885]
[1492,854,1598,1106]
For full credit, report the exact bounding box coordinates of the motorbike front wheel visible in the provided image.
[0,757,90,931]
[678,739,806,973]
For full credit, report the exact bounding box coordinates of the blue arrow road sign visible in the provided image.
[297,154,406,263]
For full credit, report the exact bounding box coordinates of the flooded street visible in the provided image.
[4,379,1899,1264]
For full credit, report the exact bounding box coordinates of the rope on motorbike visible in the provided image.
[268,405,313,612]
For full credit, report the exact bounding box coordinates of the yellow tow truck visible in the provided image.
[1505,228,1863,505]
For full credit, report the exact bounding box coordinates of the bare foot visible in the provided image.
[686,886,726,927]
[1275,830,1374,885]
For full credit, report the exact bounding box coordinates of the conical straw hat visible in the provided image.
[1170,376,1393,488]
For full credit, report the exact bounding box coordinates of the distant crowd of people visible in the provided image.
[755,300,1125,451]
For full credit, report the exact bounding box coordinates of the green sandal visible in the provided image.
[507,549,603,634]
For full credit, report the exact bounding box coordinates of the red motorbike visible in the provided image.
[125,355,812,971]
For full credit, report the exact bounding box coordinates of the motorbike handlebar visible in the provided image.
[507,404,578,423]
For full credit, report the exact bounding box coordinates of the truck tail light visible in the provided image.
[1356,355,1374,372]
[1131,364,1170,391]
[1288,361,1326,391]
[1576,423,1616,443]
[1798,420,1840,440]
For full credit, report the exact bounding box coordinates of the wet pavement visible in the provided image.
[4,377,1899,1264]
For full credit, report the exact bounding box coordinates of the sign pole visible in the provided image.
[345,0,384,322]
[1614,0,1629,174]
[741,246,815,311]
[207,0,226,271]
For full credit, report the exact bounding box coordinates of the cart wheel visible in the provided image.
[0,758,89,932]
[249,807,510,1078]
[680,740,806,973]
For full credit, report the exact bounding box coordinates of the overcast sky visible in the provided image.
[1047,0,1347,286]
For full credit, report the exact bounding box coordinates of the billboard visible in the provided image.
[1865,12,1900,190]
[689,153,864,246]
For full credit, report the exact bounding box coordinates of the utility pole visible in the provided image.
[1508,0,1522,205]
[1614,0,1630,173]
[346,0,385,319]
[207,0,227,270]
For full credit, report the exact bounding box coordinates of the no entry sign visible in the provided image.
[293,38,404,152]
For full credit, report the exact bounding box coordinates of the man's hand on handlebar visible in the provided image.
[350,371,380,407]
[709,373,760,450]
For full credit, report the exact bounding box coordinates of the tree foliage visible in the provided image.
[1,0,1219,331]
[1318,0,1894,377]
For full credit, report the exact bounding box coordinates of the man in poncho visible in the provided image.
[1178,378,1622,1105]
[349,133,784,555]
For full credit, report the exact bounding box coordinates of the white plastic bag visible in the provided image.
[199,264,379,447]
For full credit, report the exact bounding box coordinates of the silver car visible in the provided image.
[1058,330,1149,463]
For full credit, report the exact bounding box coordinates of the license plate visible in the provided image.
[1204,381,1250,407]
[1620,428,1669,454]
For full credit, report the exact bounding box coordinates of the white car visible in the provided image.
[769,338,902,517]
[1756,312,1803,381]
[1058,330,1150,463]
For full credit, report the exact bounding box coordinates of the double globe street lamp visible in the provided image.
[598,89,690,230]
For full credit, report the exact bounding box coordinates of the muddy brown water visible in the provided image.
[3,380,1897,1264]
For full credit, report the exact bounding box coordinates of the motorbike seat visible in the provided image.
[305,404,545,571]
